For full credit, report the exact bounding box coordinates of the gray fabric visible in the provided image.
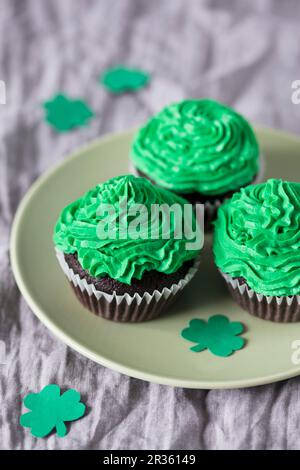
[1,0,300,450]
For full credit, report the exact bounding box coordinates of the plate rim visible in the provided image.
[10,126,300,389]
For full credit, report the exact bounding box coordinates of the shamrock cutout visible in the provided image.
[43,93,94,132]
[100,66,150,94]
[181,315,245,357]
[20,384,86,438]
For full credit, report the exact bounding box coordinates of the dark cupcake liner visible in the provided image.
[69,281,182,322]
[56,249,200,322]
[221,271,300,323]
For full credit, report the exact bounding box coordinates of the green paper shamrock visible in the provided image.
[20,384,86,438]
[43,93,94,132]
[100,66,150,94]
[181,315,245,357]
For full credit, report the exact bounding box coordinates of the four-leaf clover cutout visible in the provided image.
[43,93,94,132]
[100,66,150,94]
[20,384,86,438]
[181,315,245,357]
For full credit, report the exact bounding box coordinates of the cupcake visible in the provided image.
[131,99,262,228]
[53,175,201,322]
[213,179,300,322]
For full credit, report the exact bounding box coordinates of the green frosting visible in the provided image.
[213,179,300,296]
[54,175,200,285]
[131,99,259,196]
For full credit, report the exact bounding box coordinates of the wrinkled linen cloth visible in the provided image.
[1,0,300,450]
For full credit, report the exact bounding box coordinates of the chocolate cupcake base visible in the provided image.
[221,271,300,323]
[56,249,200,322]
[64,252,193,296]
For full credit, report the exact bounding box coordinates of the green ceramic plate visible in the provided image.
[10,127,300,389]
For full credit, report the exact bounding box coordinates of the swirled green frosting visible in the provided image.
[213,179,300,296]
[131,99,259,196]
[54,175,200,284]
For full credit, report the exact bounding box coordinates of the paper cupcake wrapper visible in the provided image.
[220,270,300,323]
[130,154,265,231]
[55,249,200,322]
